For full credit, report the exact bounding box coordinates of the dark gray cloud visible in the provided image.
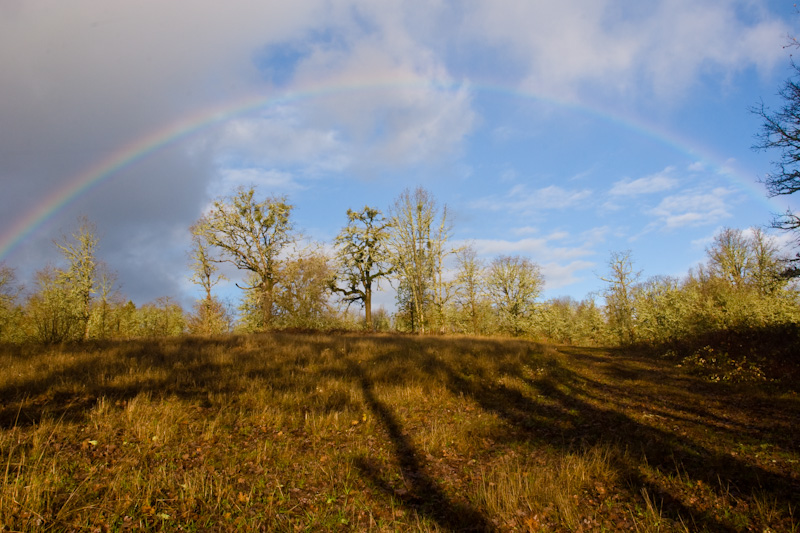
[0,2,315,303]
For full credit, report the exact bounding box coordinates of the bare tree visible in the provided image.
[55,216,99,341]
[331,206,392,330]
[198,187,295,329]
[453,245,487,335]
[485,255,544,337]
[388,187,451,334]
[92,263,118,339]
[0,263,22,341]
[0,264,19,310]
[705,227,786,296]
[430,203,456,333]
[749,227,784,294]
[187,220,229,334]
[753,55,800,264]
[137,296,186,337]
[600,251,640,345]
[274,247,336,328]
[189,220,226,301]
[187,298,231,335]
[26,265,80,343]
[706,228,751,288]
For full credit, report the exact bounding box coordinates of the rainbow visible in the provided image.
[0,89,290,262]
[0,80,780,261]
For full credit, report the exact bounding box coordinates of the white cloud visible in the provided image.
[541,260,597,291]
[690,233,716,249]
[650,187,733,229]
[717,158,739,177]
[460,2,636,99]
[580,226,611,243]
[491,126,519,142]
[215,106,350,175]
[516,185,593,210]
[297,80,476,174]
[458,0,788,101]
[600,200,623,213]
[610,167,678,196]
[473,184,593,212]
[500,168,518,182]
[568,167,595,182]
[640,1,788,97]
[547,230,570,241]
[469,234,593,262]
[512,226,539,236]
[277,6,477,173]
[210,168,304,198]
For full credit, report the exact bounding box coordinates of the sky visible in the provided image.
[2,0,800,312]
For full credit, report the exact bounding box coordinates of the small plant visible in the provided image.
[680,345,768,383]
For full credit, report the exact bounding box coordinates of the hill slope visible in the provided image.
[1,334,798,531]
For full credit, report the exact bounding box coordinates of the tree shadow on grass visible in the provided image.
[319,333,798,530]
[428,341,800,532]
[0,337,279,428]
[344,356,493,532]
[559,345,800,453]
[2,333,798,531]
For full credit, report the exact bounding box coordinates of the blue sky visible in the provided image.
[1,0,799,311]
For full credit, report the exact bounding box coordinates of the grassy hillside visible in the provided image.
[1,334,798,531]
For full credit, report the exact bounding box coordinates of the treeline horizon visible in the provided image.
[1,186,799,377]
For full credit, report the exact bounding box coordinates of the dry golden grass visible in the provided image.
[0,333,798,531]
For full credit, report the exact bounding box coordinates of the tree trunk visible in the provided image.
[262,280,274,329]
[364,289,373,330]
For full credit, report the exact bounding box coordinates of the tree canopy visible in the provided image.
[331,206,392,330]
[197,187,295,329]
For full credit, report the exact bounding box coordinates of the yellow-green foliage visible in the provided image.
[0,264,23,343]
[535,297,608,346]
[602,228,800,349]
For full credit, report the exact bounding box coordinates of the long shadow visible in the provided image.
[0,337,276,428]
[559,347,800,453]
[432,348,800,532]
[344,356,493,532]
[0,335,491,529]
[3,333,798,531]
[0,334,366,429]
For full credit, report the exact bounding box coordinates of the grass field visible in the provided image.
[1,333,798,531]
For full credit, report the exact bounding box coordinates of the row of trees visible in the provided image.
[0,186,797,345]
[187,185,578,339]
[0,186,558,342]
[0,217,188,343]
[186,185,549,336]
[601,228,799,347]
